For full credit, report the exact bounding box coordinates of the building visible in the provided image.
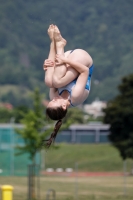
[0,122,110,147]
[83,99,107,118]
[56,122,110,143]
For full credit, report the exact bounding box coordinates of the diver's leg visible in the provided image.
[52,25,67,83]
[44,24,56,87]
[52,26,78,88]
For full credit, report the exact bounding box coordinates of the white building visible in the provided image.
[83,99,107,118]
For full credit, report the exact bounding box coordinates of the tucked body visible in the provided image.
[43,24,94,147]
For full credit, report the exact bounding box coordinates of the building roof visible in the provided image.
[69,122,110,130]
[0,122,110,131]
[0,124,24,129]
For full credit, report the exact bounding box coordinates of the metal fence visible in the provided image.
[0,122,110,176]
[0,124,40,176]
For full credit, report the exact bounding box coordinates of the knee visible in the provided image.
[52,76,61,88]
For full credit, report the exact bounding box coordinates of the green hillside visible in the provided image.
[0,0,133,105]
[44,143,133,172]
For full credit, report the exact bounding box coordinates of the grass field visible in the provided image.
[0,176,133,200]
[1,144,133,200]
[43,143,133,172]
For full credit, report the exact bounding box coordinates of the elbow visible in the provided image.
[45,77,53,88]
[85,67,89,75]
[80,67,89,75]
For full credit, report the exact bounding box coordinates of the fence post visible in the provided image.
[75,163,78,200]
[123,160,127,196]
[46,189,56,200]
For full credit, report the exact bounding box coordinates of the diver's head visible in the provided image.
[46,105,67,120]
[44,96,70,148]
[46,97,69,120]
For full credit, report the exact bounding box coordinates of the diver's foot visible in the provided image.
[54,25,67,47]
[47,24,55,41]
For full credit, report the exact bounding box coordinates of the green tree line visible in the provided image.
[0,0,133,106]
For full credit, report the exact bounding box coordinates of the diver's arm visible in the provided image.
[49,88,58,100]
[55,54,88,74]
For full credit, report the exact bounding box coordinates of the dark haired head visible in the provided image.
[46,105,67,121]
[42,106,67,148]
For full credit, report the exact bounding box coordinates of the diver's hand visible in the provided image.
[43,59,54,71]
[55,54,67,66]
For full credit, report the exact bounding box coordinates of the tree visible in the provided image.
[1,0,133,105]
[15,88,53,199]
[103,74,133,160]
[15,88,85,199]
[13,105,29,123]
[0,108,13,123]
[15,88,51,163]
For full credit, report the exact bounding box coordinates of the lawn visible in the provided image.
[43,143,133,172]
[1,144,133,175]
[1,144,133,200]
[0,176,133,200]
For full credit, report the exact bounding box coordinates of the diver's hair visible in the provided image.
[43,120,62,148]
[46,106,67,121]
[42,106,67,148]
